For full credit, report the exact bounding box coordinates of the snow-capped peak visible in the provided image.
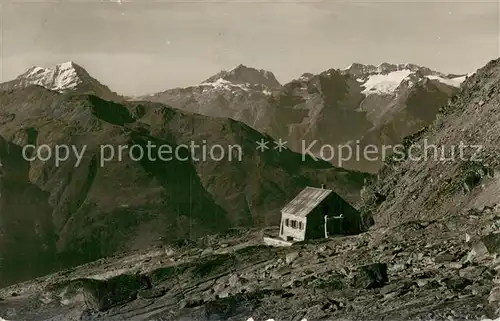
[18,61,89,92]
[6,61,124,102]
[341,62,467,96]
[202,64,281,88]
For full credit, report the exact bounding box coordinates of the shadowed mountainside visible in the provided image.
[359,58,499,228]
[0,85,370,287]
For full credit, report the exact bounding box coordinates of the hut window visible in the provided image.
[299,222,303,230]
[291,220,297,228]
[285,218,290,227]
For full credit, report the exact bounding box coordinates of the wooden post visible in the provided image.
[324,215,328,239]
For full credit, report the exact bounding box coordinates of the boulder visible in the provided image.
[488,286,500,305]
[285,252,299,264]
[137,287,167,299]
[443,277,473,291]
[78,273,151,311]
[481,233,500,255]
[228,274,241,288]
[353,263,388,289]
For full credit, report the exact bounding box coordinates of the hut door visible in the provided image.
[321,204,329,216]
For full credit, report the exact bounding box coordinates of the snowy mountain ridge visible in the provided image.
[202,64,282,88]
[18,61,95,91]
[8,60,468,99]
[342,62,468,95]
[135,61,471,172]
[3,61,123,102]
[155,62,467,98]
[343,62,442,77]
[0,61,472,172]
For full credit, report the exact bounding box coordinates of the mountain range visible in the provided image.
[2,57,500,321]
[0,63,370,287]
[4,62,466,173]
[138,62,466,172]
[0,59,469,286]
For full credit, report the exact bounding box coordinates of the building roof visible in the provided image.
[281,186,333,217]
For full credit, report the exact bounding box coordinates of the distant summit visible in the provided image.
[340,62,466,96]
[202,64,281,88]
[1,61,123,102]
[17,61,89,91]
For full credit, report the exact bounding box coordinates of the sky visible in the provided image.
[0,0,499,96]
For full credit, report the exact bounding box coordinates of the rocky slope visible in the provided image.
[2,211,500,321]
[0,84,369,287]
[359,58,498,228]
[138,63,466,173]
[0,61,123,103]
